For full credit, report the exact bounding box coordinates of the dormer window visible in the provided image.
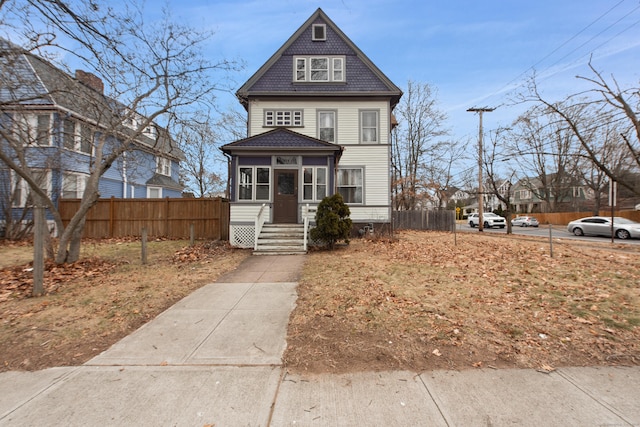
[293,56,345,82]
[312,24,326,41]
[143,125,157,138]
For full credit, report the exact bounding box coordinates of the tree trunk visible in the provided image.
[67,216,86,263]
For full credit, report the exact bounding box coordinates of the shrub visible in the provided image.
[310,193,352,250]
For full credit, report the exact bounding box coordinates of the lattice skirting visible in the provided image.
[230,225,255,248]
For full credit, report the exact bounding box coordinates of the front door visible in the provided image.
[273,170,298,223]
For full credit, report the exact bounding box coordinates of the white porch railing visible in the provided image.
[254,203,268,251]
[303,203,316,252]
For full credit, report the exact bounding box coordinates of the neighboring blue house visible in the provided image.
[222,8,402,251]
[0,40,183,232]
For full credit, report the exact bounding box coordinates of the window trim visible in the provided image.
[264,110,303,127]
[15,114,52,146]
[61,172,89,199]
[359,110,379,144]
[312,24,326,41]
[36,114,52,146]
[157,157,172,176]
[317,110,337,143]
[293,56,346,82]
[11,169,51,207]
[147,186,162,198]
[519,189,532,200]
[238,166,271,201]
[302,166,328,202]
[336,167,364,204]
[63,118,94,154]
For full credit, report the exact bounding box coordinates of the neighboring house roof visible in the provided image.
[0,38,183,161]
[221,128,343,158]
[236,8,402,109]
[146,173,183,190]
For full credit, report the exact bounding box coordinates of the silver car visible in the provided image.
[511,216,539,227]
[566,216,640,240]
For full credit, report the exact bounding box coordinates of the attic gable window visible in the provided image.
[293,56,345,82]
[312,24,326,41]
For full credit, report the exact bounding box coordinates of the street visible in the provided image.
[456,222,640,246]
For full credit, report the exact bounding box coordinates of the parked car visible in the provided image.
[468,212,506,229]
[566,216,640,240]
[511,216,539,227]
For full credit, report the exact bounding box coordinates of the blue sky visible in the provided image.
[163,0,640,145]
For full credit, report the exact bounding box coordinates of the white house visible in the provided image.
[222,8,402,251]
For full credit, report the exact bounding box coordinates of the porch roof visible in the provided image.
[221,128,343,158]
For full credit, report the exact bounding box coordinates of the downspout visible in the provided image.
[122,151,128,198]
[222,150,232,199]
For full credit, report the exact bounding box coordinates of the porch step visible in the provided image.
[254,223,307,255]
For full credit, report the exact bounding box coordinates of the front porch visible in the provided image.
[229,203,316,252]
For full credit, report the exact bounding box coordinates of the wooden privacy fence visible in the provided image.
[59,197,229,240]
[393,210,456,232]
[527,210,640,225]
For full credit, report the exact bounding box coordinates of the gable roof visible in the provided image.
[0,39,183,160]
[221,128,343,158]
[236,8,402,109]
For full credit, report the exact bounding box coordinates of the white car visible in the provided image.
[468,212,506,229]
[511,216,539,227]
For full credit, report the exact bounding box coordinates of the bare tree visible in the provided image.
[508,105,581,212]
[392,80,448,210]
[525,62,640,197]
[177,115,225,198]
[0,1,239,263]
[483,128,516,232]
[421,140,467,209]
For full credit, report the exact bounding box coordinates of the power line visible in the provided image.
[479,1,638,103]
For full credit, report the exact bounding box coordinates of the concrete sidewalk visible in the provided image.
[1,254,639,426]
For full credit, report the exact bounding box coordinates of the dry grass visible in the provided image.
[284,230,640,373]
[3,231,640,375]
[0,238,250,371]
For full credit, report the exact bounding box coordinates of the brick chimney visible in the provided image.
[75,70,104,94]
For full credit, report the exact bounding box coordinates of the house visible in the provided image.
[485,179,512,212]
[221,8,402,250]
[0,40,183,231]
[511,175,592,213]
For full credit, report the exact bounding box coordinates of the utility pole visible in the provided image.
[467,107,495,232]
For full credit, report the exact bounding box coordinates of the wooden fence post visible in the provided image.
[141,227,148,265]
[190,223,195,246]
[33,203,45,297]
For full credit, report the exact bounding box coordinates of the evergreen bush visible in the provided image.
[310,193,352,250]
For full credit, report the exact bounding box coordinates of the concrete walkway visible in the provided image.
[1,255,639,426]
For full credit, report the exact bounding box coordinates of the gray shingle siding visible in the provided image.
[223,128,343,150]
[237,9,402,102]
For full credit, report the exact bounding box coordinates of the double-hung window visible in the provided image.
[12,169,50,207]
[337,168,363,204]
[318,111,336,143]
[13,114,51,146]
[238,167,270,201]
[36,115,51,145]
[519,189,532,200]
[157,157,171,176]
[360,110,378,143]
[62,172,88,199]
[79,125,93,154]
[63,118,76,150]
[63,119,94,153]
[294,56,345,82]
[303,167,327,201]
